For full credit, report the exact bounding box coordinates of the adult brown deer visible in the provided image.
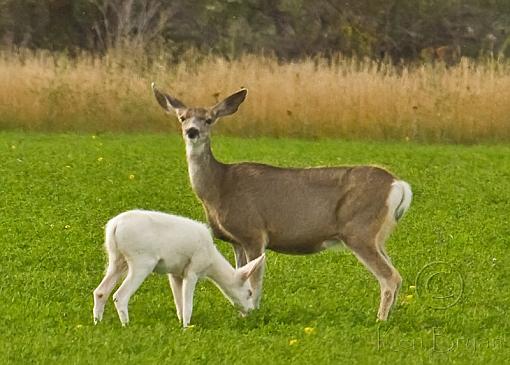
[152,84,412,320]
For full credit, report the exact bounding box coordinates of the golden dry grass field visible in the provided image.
[1,49,510,142]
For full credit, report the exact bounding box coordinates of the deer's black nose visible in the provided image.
[186,127,199,139]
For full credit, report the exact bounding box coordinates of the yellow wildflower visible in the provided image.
[304,327,316,335]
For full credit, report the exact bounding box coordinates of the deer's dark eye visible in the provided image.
[248,289,253,297]
[205,118,213,125]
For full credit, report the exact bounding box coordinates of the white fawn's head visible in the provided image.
[152,83,247,147]
[225,254,265,315]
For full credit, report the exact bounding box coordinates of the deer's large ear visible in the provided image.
[152,82,187,113]
[211,88,248,119]
[237,253,265,282]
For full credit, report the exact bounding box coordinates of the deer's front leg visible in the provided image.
[181,274,198,328]
[244,245,266,309]
[168,274,183,323]
[233,244,247,269]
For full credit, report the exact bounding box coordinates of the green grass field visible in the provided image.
[1,132,509,364]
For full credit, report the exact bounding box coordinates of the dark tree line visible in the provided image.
[1,0,510,61]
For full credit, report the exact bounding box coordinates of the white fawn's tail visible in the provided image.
[104,219,127,273]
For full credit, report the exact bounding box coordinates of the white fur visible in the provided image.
[92,210,265,327]
[375,180,412,256]
[186,143,206,187]
[388,180,413,221]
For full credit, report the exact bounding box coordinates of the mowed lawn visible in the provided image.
[0,132,508,364]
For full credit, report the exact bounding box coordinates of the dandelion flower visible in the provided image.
[97,157,104,162]
[304,327,316,335]
[64,225,71,229]
[129,174,135,180]
[401,294,414,305]
[289,339,298,346]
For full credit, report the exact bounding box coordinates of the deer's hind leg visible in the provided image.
[375,214,398,264]
[93,252,126,324]
[344,225,402,321]
[112,257,158,326]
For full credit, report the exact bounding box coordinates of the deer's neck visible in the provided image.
[185,140,225,202]
[204,249,238,300]
[205,249,236,287]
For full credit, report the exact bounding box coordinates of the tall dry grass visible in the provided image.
[1,49,510,143]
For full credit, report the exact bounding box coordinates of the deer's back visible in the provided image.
[205,163,396,251]
[112,210,214,274]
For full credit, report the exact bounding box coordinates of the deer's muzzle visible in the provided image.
[185,127,200,139]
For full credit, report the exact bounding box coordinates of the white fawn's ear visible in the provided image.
[211,88,248,119]
[152,82,187,115]
[238,253,265,282]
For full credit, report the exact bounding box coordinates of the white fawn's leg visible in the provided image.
[93,254,126,324]
[168,274,183,323]
[112,258,157,326]
[348,242,402,321]
[181,274,198,328]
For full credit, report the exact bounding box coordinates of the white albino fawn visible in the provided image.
[152,84,412,321]
[93,210,265,327]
